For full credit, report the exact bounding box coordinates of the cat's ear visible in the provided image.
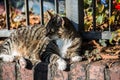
[56,15,64,27]
[47,10,54,19]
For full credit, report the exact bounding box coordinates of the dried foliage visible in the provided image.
[82,40,120,62]
[0,7,53,29]
[83,0,120,61]
[0,12,6,29]
[84,0,120,32]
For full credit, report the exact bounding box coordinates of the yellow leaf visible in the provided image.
[109,16,115,25]
[115,29,120,33]
[98,4,104,13]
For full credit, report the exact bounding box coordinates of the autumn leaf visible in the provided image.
[100,54,119,60]
[109,15,115,25]
[109,29,120,44]
[97,4,105,13]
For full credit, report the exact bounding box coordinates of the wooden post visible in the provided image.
[66,0,84,32]
[25,0,30,26]
[40,0,44,25]
[4,0,10,30]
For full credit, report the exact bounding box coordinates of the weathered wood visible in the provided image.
[66,0,79,30]
[66,0,112,40]
[0,29,14,37]
[66,0,84,32]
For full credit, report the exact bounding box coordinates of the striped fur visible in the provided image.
[0,24,63,69]
[46,11,82,63]
[0,11,82,71]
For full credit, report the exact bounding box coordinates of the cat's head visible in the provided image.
[45,11,64,40]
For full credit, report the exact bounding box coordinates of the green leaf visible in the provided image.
[99,39,107,47]
[96,14,104,25]
[84,0,92,5]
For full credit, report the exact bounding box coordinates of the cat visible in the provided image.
[0,11,82,71]
[45,11,82,70]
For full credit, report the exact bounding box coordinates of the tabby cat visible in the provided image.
[0,11,82,70]
[46,11,82,70]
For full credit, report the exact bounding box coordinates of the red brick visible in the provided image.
[109,62,120,80]
[1,62,16,80]
[1,60,120,80]
[48,63,68,80]
[69,61,86,80]
[52,70,68,80]
[19,68,33,80]
[17,62,48,80]
[88,61,106,80]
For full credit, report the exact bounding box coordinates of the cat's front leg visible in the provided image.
[71,55,82,62]
[67,51,82,63]
[56,58,67,70]
[50,54,67,70]
[68,38,82,62]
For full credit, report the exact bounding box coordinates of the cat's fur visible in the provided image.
[0,11,82,70]
[46,11,82,67]
[0,25,59,68]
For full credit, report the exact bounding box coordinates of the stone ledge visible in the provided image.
[48,60,120,80]
[0,60,120,80]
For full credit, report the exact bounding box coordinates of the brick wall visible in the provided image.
[0,60,120,80]
[0,62,48,80]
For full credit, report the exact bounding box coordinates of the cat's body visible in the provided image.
[0,11,82,70]
[0,25,55,67]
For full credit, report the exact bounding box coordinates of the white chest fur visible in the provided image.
[56,39,72,58]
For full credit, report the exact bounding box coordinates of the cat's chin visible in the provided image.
[56,58,67,70]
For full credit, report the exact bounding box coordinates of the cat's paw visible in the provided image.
[71,56,82,62]
[19,57,27,69]
[2,55,14,62]
[56,58,67,70]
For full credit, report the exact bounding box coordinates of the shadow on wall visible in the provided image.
[33,62,48,80]
[24,59,48,80]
